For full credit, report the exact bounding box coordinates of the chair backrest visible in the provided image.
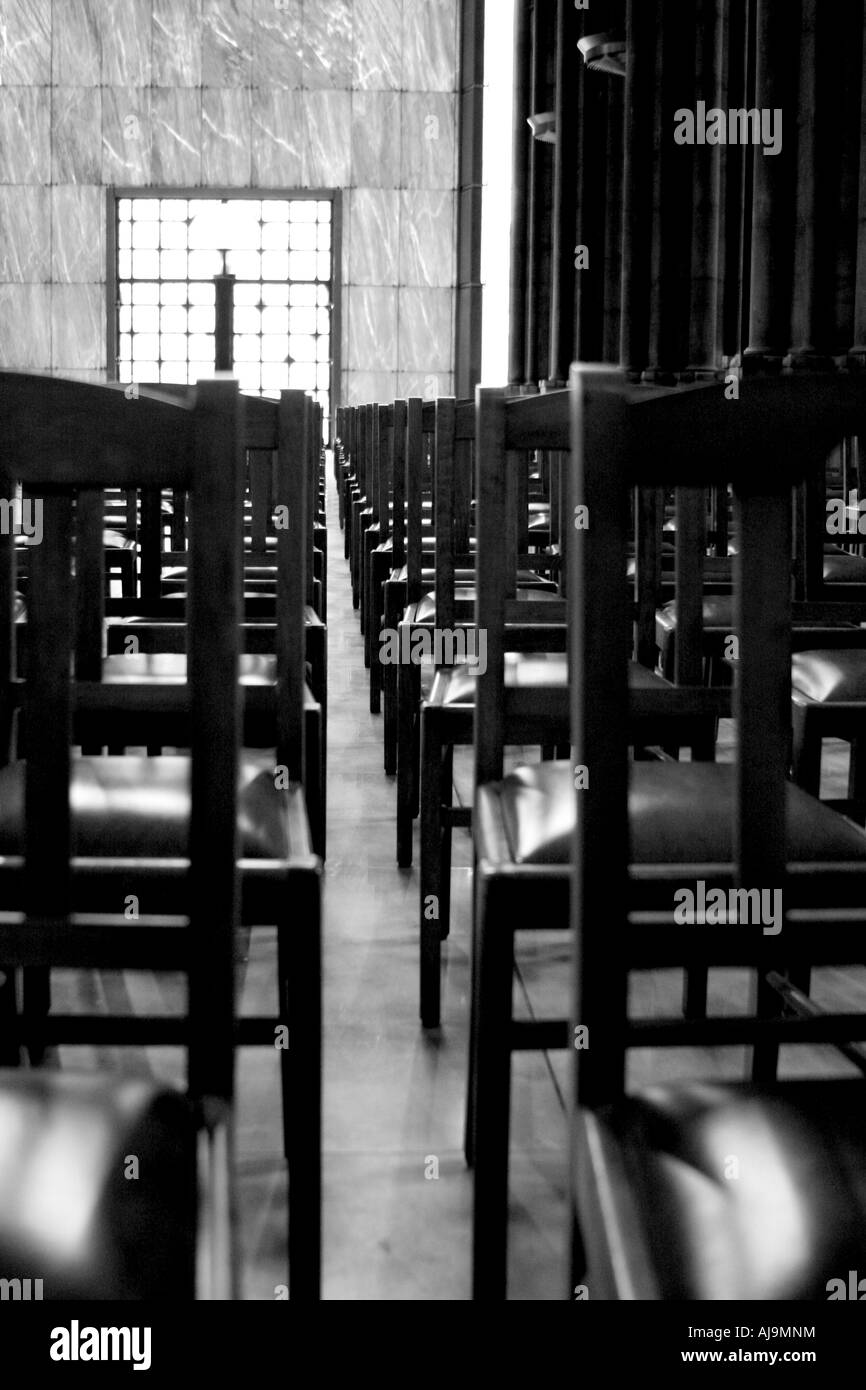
[0,372,244,1104]
[473,388,571,785]
[568,364,866,1107]
[404,397,435,605]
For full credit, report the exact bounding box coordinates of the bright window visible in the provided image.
[113,194,335,432]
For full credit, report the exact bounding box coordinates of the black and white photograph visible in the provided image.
[0,0,864,1358]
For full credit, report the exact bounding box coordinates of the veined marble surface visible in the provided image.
[0,0,51,84]
[53,87,103,183]
[151,89,202,184]
[102,87,152,183]
[51,283,104,369]
[203,86,251,183]
[399,190,455,288]
[0,186,50,281]
[348,189,399,286]
[397,286,452,372]
[202,0,253,88]
[347,284,397,372]
[51,185,104,282]
[153,0,203,87]
[0,0,461,381]
[251,89,304,186]
[352,0,401,91]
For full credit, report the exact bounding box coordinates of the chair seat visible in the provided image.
[792,648,866,703]
[428,651,568,706]
[97,655,319,718]
[656,595,734,645]
[576,1080,866,1300]
[103,530,137,552]
[482,760,866,866]
[423,656,667,709]
[0,755,301,861]
[109,604,322,628]
[102,651,277,686]
[824,552,866,582]
[390,564,543,585]
[406,587,562,625]
[0,1072,194,1299]
[392,566,478,583]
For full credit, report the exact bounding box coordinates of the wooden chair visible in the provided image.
[0,375,321,1299]
[95,391,327,859]
[394,398,560,871]
[569,365,866,1302]
[467,370,866,1298]
[418,396,567,1026]
[0,374,241,1298]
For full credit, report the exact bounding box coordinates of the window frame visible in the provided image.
[106,186,342,435]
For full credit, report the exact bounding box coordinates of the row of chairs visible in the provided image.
[336,368,866,1299]
[0,374,322,1299]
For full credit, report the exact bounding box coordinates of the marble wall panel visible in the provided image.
[51,283,104,370]
[202,87,252,183]
[303,0,353,90]
[0,284,51,367]
[0,88,50,183]
[0,0,51,84]
[399,190,454,287]
[51,0,100,86]
[153,0,203,87]
[402,0,457,92]
[348,189,399,285]
[251,89,305,186]
[202,0,253,87]
[352,0,401,90]
[400,93,456,190]
[0,0,460,383]
[252,0,303,88]
[152,89,203,184]
[102,87,152,184]
[344,368,397,406]
[398,287,452,372]
[303,90,351,186]
[351,92,401,189]
[347,285,397,370]
[52,87,102,183]
[397,369,453,399]
[101,0,152,86]
[51,185,103,282]
[56,367,107,383]
[0,187,50,281]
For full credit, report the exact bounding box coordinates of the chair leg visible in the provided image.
[464,852,480,1169]
[367,550,387,712]
[471,874,514,1301]
[848,735,866,816]
[350,501,365,609]
[284,867,322,1301]
[382,582,403,774]
[0,966,20,1066]
[410,672,421,818]
[682,966,708,1020]
[22,965,50,1065]
[790,702,821,795]
[397,659,415,867]
[304,709,325,861]
[362,527,378,654]
[751,969,781,1083]
[439,744,454,942]
[420,715,443,1028]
